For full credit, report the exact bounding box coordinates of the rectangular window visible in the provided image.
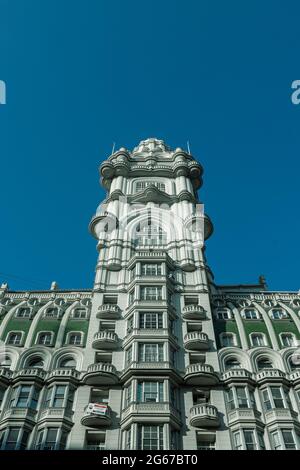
[53,386,67,408]
[184,296,198,306]
[137,382,164,403]
[262,389,272,411]
[17,308,31,318]
[271,387,284,408]
[282,430,296,449]
[103,295,118,305]
[139,312,163,329]
[226,389,235,411]
[126,346,133,366]
[236,387,248,408]
[141,263,162,276]
[125,383,132,407]
[138,343,164,362]
[127,316,134,333]
[138,425,164,450]
[243,430,255,450]
[233,431,242,450]
[73,309,86,319]
[0,388,4,408]
[44,428,58,450]
[141,286,162,301]
[5,428,20,450]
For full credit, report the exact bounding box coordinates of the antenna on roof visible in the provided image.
[187,140,191,154]
[111,142,116,154]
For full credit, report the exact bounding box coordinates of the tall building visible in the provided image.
[0,138,300,451]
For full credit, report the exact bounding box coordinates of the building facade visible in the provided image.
[0,138,300,451]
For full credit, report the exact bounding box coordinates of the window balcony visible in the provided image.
[82,363,119,385]
[96,304,120,319]
[81,403,112,427]
[121,402,180,428]
[121,361,179,382]
[227,408,262,426]
[184,364,219,386]
[46,368,81,384]
[38,407,74,423]
[221,369,254,384]
[190,404,220,428]
[264,408,298,425]
[255,369,287,385]
[182,305,206,320]
[0,367,12,386]
[92,331,119,350]
[289,370,300,386]
[184,332,209,351]
[1,407,37,423]
[12,368,46,383]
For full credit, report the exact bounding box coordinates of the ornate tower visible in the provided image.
[82,138,229,450]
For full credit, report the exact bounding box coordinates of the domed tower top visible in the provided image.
[132,138,172,156]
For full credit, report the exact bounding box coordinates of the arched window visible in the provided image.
[281,334,295,348]
[68,333,82,346]
[27,357,44,368]
[225,357,241,370]
[289,353,300,370]
[73,308,87,319]
[134,220,167,247]
[59,357,76,369]
[217,309,230,320]
[251,333,266,347]
[271,309,287,320]
[45,307,59,318]
[221,333,235,347]
[244,309,259,320]
[135,181,166,192]
[257,357,273,370]
[16,307,31,318]
[0,355,12,368]
[7,332,22,346]
[37,332,52,346]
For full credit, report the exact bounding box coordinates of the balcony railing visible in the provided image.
[227,408,262,425]
[182,305,206,320]
[81,403,111,427]
[184,331,209,351]
[38,407,74,422]
[92,331,119,350]
[96,304,120,319]
[12,368,46,382]
[46,368,81,383]
[190,404,219,428]
[2,407,37,422]
[0,367,12,384]
[264,408,298,425]
[255,369,287,384]
[82,363,119,385]
[121,401,180,425]
[184,363,219,386]
[221,369,254,383]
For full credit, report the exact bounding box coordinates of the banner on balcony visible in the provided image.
[87,403,108,415]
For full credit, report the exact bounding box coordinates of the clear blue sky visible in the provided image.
[0,0,299,291]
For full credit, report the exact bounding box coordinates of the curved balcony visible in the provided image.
[184,332,209,351]
[92,331,119,350]
[221,369,254,384]
[82,363,118,385]
[46,368,80,384]
[184,364,219,386]
[12,368,46,383]
[96,304,120,319]
[81,403,112,428]
[121,402,181,428]
[255,369,287,385]
[190,404,220,428]
[182,305,206,320]
[2,407,37,423]
[0,367,12,386]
